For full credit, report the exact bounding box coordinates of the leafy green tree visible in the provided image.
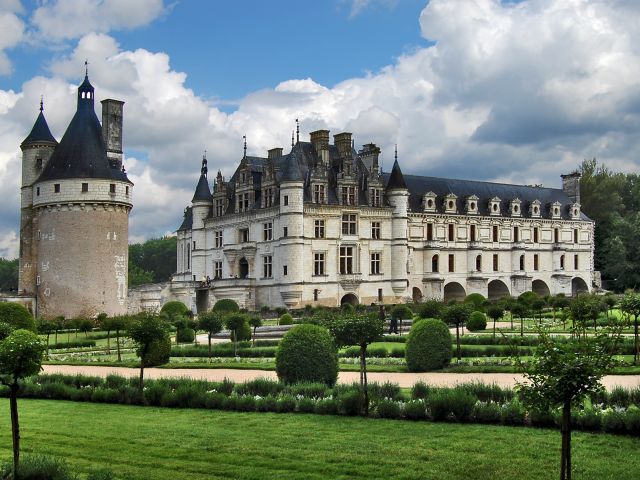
[620,292,640,365]
[0,303,35,332]
[530,296,547,325]
[418,299,444,319]
[225,314,246,356]
[96,313,111,354]
[391,305,413,334]
[486,304,504,338]
[78,319,94,338]
[213,298,240,314]
[36,319,56,359]
[109,316,129,362]
[517,331,619,480]
[442,303,471,360]
[128,262,154,287]
[248,316,263,348]
[0,258,18,292]
[198,311,224,361]
[464,293,486,311]
[551,294,570,325]
[511,301,528,337]
[127,314,171,390]
[0,322,12,341]
[328,315,384,415]
[603,294,617,319]
[128,236,177,285]
[0,329,45,476]
[570,294,602,338]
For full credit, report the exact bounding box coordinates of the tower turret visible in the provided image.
[190,155,212,281]
[386,156,409,300]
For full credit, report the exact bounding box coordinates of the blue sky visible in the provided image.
[0,0,639,257]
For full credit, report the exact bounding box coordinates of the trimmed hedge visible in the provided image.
[275,324,338,386]
[279,313,294,325]
[405,319,452,372]
[176,328,195,343]
[467,311,487,332]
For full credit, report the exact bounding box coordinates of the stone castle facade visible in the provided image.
[171,130,594,313]
[18,73,132,318]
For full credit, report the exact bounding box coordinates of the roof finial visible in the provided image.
[201,151,208,176]
[84,59,89,77]
[291,131,294,148]
[296,118,299,144]
[40,95,44,112]
[394,143,398,162]
[243,135,247,159]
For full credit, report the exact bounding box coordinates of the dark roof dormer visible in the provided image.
[21,100,58,148]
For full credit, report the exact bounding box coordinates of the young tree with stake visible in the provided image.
[127,314,171,391]
[198,311,224,361]
[442,303,471,360]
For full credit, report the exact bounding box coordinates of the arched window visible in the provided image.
[432,254,439,273]
[519,254,525,271]
[475,255,482,272]
[560,255,565,270]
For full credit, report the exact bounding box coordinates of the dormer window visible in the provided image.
[263,187,274,208]
[570,203,581,220]
[341,186,356,205]
[370,188,381,207]
[510,198,522,217]
[489,197,501,216]
[444,194,458,214]
[550,201,562,219]
[466,195,479,215]
[423,192,437,212]
[313,184,326,204]
[530,199,541,218]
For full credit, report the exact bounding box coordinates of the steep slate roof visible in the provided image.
[38,75,131,183]
[384,173,589,220]
[177,206,193,231]
[386,159,407,190]
[192,173,212,202]
[21,109,57,147]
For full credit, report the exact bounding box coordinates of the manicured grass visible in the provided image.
[1,400,638,479]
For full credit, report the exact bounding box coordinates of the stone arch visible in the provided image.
[239,257,249,279]
[571,277,589,296]
[412,287,423,303]
[443,282,466,303]
[487,279,510,301]
[532,279,551,297]
[341,293,359,306]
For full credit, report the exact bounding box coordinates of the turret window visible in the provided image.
[54,184,60,193]
[36,158,42,169]
[82,183,89,192]
[110,183,116,194]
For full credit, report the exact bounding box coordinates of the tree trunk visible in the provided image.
[252,327,256,348]
[520,316,524,337]
[493,318,496,339]
[139,364,145,391]
[510,312,513,330]
[233,330,237,357]
[560,401,572,480]
[456,325,461,360]
[208,334,212,363]
[107,330,111,355]
[116,329,122,362]
[634,317,639,366]
[46,333,50,360]
[55,329,58,346]
[9,383,20,477]
[360,344,369,416]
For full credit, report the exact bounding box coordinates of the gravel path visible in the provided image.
[41,365,640,390]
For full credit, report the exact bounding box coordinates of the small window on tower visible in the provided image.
[126,186,129,195]
[36,187,40,196]
[82,183,88,192]
[54,184,60,193]
[36,158,42,169]
[110,183,116,194]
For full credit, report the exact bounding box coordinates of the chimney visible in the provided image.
[358,143,381,172]
[561,171,581,204]
[310,130,330,165]
[333,132,352,159]
[268,147,283,159]
[101,99,124,170]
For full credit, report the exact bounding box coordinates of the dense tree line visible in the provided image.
[580,159,640,291]
[0,258,18,292]
[128,236,177,287]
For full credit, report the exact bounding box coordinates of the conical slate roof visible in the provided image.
[21,109,57,147]
[386,159,407,190]
[192,173,212,202]
[38,75,128,182]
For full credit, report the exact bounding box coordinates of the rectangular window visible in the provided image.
[370,188,381,207]
[341,186,356,205]
[214,261,223,279]
[427,223,433,241]
[283,265,288,276]
[574,229,578,244]
[36,275,41,286]
[313,253,325,276]
[371,222,381,239]
[125,186,129,195]
[54,184,60,193]
[314,220,325,239]
[448,254,455,273]
[339,246,354,274]
[264,187,273,207]
[492,225,498,242]
[263,256,273,278]
[533,227,539,243]
[341,214,357,235]
[283,226,288,237]
[214,231,223,248]
[313,184,325,204]
[193,241,196,249]
[513,226,519,242]
[493,254,499,272]
[554,228,559,243]
[378,288,383,302]
[110,183,116,193]
[370,252,381,275]
[240,228,249,243]
[574,254,579,270]
[240,192,250,212]
[263,222,272,241]
[215,198,224,216]
[81,182,88,192]
[283,195,289,206]
[534,254,539,271]
[36,187,40,196]
[448,224,455,241]
[470,224,476,242]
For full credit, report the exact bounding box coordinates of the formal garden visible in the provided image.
[0,292,639,478]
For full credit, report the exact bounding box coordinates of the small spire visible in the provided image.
[39,95,44,112]
[395,144,398,162]
[84,59,89,77]
[243,135,247,159]
[201,151,208,176]
[291,131,295,148]
[296,118,299,144]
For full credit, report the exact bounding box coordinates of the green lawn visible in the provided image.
[1,400,639,480]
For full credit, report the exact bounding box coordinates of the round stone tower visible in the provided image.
[27,73,133,318]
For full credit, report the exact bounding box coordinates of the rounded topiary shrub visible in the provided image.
[405,319,452,372]
[275,324,338,386]
[279,313,293,325]
[160,301,191,318]
[0,302,35,331]
[467,311,487,332]
[391,304,413,320]
[464,293,486,311]
[176,328,195,343]
[234,321,252,342]
[213,299,240,314]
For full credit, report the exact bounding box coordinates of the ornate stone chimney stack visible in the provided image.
[359,143,381,172]
[333,132,352,159]
[101,99,124,170]
[268,147,283,159]
[561,171,581,205]
[310,130,330,165]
